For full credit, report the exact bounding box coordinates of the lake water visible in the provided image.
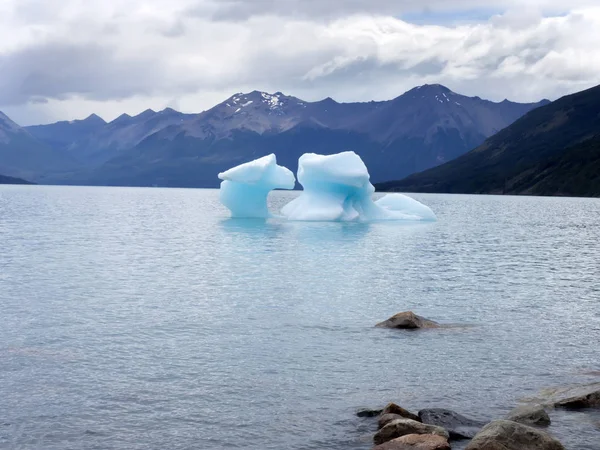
[1,185,599,450]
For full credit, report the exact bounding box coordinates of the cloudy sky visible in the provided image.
[1,0,599,125]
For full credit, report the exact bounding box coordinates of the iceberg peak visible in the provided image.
[282,152,380,221]
[218,154,295,218]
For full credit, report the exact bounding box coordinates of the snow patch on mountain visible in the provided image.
[261,92,282,109]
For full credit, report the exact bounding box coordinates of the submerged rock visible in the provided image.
[465,420,565,450]
[544,382,600,409]
[357,407,383,418]
[506,404,551,426]
[373,434,451,450]
[418,408,486,439]
[382,403,421,422]
[374,419,449,445]
[376,312,440,329]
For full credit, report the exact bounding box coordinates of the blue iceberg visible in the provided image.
[375,193,437,222]
[282,152,382,221]
[219,151,436,222]
[218,154,295,218]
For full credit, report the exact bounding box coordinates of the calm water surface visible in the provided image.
[1,186,599,450]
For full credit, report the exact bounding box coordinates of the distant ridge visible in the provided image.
[26,113,107,159]
[1,111,76,180]
[377,84,600,198]
[4,85,548,187]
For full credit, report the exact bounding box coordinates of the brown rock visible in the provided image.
[465,420,565,450]
[375,312,440,329]
[373,434,451,450]
[382,403,421,422]
[374,419,449,445]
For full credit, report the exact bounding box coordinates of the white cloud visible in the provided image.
[197,0,600,20]
[0,0,599,125]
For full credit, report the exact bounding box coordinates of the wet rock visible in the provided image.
[418,408,486,439]
[465,420,565,450]
[375,312,440,329]
[382,403,421,422]
[506,404,551,426]
[374,419,449,445]
[373,434,451,450]
[357,408,383,418]
[379,414,410,429]
[544,382,600,409]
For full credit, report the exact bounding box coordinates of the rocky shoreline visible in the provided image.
[358,312,600,449]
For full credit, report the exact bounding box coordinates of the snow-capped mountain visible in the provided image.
[179,91,310,139]
[156,90,383,141]
[7,84,549,186]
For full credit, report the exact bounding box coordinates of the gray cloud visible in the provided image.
[1,0,599,125]
[0,42,171,105]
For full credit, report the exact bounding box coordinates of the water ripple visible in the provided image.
[0,186,599,449]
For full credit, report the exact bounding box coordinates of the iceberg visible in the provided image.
[281,152,436,222]
[281,152,381,221]
[375,193,437,221]
[218,151,436,222]
[218,154,295,218]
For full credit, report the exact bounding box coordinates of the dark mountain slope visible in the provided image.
[511,136,600,196]
[351,85,550,179]
[377,84,600,197]
[26,114,106,153]
[28,108,199,167]
[0,111,77,180]
[68,125,381,187]
[0,173,34,185]
[71,108,199,166]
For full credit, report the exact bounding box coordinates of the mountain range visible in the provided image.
[0,85,548,188]
[378,84,600,197]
